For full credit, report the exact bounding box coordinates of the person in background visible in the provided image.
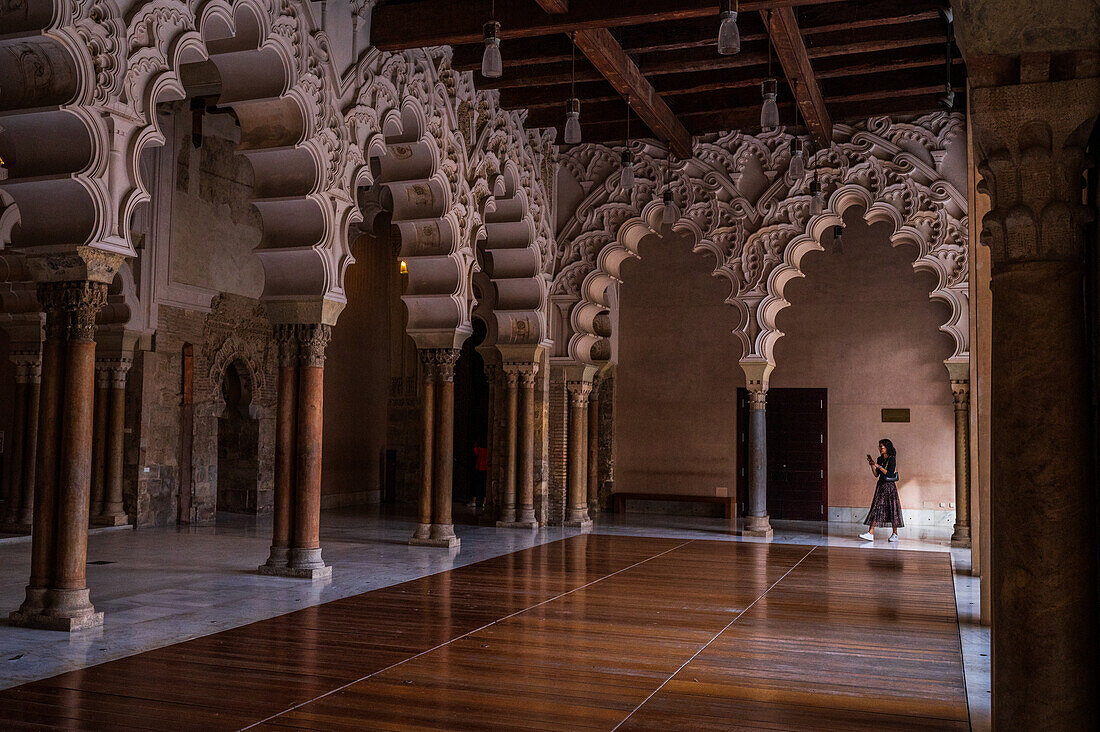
[859,438,903,542]
[471,441,489,510]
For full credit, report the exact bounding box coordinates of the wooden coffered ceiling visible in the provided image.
[372,0,964,153]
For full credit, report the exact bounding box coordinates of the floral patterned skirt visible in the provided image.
[864,478,904,527]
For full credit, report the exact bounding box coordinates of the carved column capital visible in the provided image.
[422,348,461,382]
[748,389,767,411]
[504,361,539,387]
[566,380,592,404]
[951,379,970,411]
[37,280,109,342]
[295,324,332,368]
[10,352,42,384]
[274,325,299,368]
[971,78,1100,267]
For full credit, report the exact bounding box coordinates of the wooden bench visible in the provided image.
[612,492,737,520]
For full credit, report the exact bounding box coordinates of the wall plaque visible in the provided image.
[882,408,911,423]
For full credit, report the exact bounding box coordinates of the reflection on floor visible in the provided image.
[0,508,989,729]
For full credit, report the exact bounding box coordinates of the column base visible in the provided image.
[257,547,332,580]
[497,509,516,524]
[409,534,461,549]
[564,518,593,530]
[92,513,129,527]
[410,523,432,542]
[742,515,774,538]
[10,588,104,632]
[1,521,31,534]
[257,545,290,572]
[497,520,538,530]
[950,525,972,548]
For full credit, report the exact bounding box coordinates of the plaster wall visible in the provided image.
[771,208,957,519]
[614,231,742,502]
[614,210,957,517]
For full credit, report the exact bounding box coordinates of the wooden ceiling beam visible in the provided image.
[765,6,831,146]
[372,0,850,51]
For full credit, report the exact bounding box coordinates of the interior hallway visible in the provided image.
[0,509,989,730]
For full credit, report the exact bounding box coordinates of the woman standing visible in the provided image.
[859,439,904,542]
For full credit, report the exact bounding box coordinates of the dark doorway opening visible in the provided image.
[737,387,828,521]
[217,361,259,515]
[452,319,489,509]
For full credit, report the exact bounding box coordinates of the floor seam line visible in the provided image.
[239,537,697,731]
[611,544,819,732]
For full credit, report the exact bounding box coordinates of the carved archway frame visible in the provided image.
[551,113,969,371]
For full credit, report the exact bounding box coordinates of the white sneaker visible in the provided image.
[888,534,899,542]
[858,532,874,541]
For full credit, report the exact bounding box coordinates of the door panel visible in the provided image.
[737,387,828,521]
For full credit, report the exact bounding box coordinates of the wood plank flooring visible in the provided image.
[0,536,969,730]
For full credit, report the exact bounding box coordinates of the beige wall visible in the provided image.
[614,208,957,516]
[771,208,957,514]
[614,231,742,499]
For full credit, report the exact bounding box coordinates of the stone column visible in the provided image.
[586,379,600,515]
[11,269,118,632]
[496,367,519,525]
[96,362,130,525]
[743,386,773,538]
[948,366,971,547]
[565,379,592,528]
[429,348,460,548]
[515,365,539,528]
[972,77,1098,728]
[287,324,331,578]
[260,326,298,571]
[481,362,500,522]
[88,366,109,518]
[410,351,436,543]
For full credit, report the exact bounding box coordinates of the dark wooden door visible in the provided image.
[737,388,828,521]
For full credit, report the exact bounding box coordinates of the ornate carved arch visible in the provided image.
[552,113,969,368]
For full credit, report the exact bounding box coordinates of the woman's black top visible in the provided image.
[877,454,897,482]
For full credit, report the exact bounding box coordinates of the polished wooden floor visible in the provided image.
[0,536,968,730]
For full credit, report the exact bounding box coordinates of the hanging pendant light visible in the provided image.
[831,225,844,255]
[939,10,955,109]
[788,81,805,180]
[810,171,824,215]
[563,32,582,144]
[717,0,741,56]
[662,146,675,225]
[482,1,502,78]
[620,95,635,191]
[760,20,779,130]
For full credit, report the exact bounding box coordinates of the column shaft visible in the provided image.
[262,328,297,570]
[53,337,96,591]
[429,349,459,547]
[98,370,128,523]
[498,371,518,524]
[950,381,971,546]
[18,373,41,527]
[743,389,772,537]
[565,382,591,527]
[516,369,537,526]
[28,331,64,593]
[89,370,109,519]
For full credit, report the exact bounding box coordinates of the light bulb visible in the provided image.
[811,189,824,215]
[563,98,581,144]
[789,142,805,180]
[482,22,502,78]
[760,78,779,130]
[663,189,675,225]
[620,149,635,191]
[718,10,740,55]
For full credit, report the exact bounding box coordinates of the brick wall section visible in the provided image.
[597,374,615,511]
[545,365,569,525]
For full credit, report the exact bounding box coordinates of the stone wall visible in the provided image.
[596,374,615,511]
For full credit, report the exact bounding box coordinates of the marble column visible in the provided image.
[429,349,460,548]
[260,326,298,571]
[972,77,1098,728]
[742,387,772,537]
[515,365,539,528]
[410,351,436,543]
[565,379,592,528]
[96,362,129,525]
[88,366,109,518]
[586,380,600,515]
[496,367,519,526]
[288,324,331,577]
[948,370,971,547]
[11,272,118,632]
